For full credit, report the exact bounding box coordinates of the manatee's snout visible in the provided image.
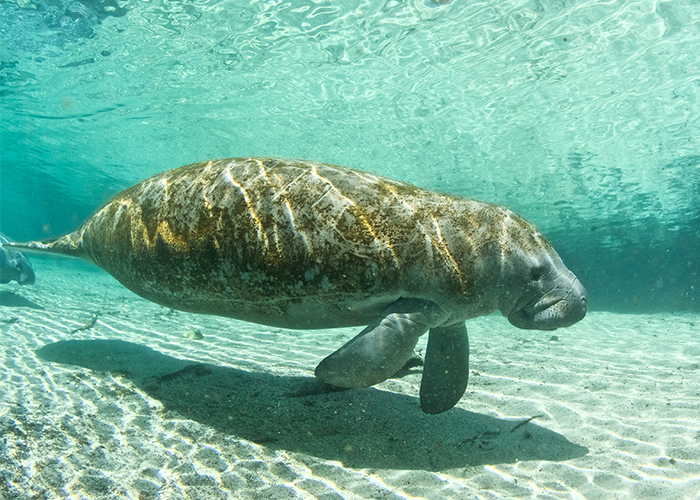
[507,270,587,331]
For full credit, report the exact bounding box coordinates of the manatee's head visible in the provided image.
[0,246,36,285]
[497,212,586,331]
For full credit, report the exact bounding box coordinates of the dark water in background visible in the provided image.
[1,0,698,312]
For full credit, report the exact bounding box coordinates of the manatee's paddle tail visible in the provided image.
[5,232,88,260]
[419,323,470,414]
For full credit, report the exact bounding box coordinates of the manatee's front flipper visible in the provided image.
[419,322,469,414]
[315,298,450,388]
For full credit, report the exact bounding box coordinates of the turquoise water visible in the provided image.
[1,0,699,311]
[1,1,700,499]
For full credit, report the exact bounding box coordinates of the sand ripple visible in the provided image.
[1,257,699,499]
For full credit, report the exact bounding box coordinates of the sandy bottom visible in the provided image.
[1,255,699,500]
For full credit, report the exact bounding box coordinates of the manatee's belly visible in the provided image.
[102,241,408,329]
[78,158,500,327]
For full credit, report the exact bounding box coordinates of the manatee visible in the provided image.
[0,243,36,285]
[10,157,586,413]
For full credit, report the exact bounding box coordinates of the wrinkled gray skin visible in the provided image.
[0,245,35,285]
[500,243,587,331]
[9,157,586,413]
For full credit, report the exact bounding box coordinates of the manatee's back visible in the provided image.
[75,158,461,326]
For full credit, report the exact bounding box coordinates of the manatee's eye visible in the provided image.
[530,265,547,281]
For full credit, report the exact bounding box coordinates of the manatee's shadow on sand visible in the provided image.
[37,339,588,471]
[0,291,44,309]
